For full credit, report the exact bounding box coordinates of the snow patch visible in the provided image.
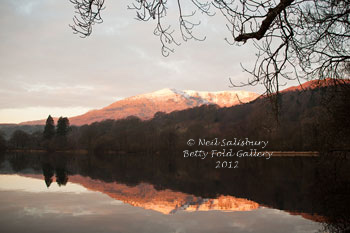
[128,88,259,106]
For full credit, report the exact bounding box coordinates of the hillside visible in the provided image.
[64,78,349,152]
[6,78,350,152]
[20,89,259,126]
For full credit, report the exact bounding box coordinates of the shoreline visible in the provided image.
[270,151,319,157]
[3,149,322,156]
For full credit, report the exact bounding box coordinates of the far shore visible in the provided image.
[270,151,319,157]
[2,149,325,156]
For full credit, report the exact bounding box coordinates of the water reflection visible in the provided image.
[0,152,349,232]
[40,175,260,215]
[42,163,54,187]
[0,183,319,233]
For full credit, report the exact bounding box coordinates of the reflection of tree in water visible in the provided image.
[55,168,68,186]
[9,154,36,172]
[315,154,350,233]
[2,152,350,228]
[42,163,54,188]
[41,159,69,187]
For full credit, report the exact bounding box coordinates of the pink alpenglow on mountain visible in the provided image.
[20,88,259,126]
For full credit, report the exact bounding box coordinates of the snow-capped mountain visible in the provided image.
[129,88,258,106]
[21,88,259,126]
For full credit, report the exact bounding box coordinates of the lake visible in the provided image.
[0,152,349,233]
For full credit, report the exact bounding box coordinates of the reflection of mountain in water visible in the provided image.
[24,174,259,214]
[0,152,349,230]
[62,176,259,214]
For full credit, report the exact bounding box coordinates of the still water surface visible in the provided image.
[0,152,349,233]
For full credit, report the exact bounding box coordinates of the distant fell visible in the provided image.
[20,89,259,126]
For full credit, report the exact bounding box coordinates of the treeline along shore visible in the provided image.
[0,83,349,154]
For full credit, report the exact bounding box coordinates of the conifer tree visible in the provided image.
[56,117,70,137]
[43,115,55,140]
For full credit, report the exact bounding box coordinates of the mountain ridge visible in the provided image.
[19,78,350,126]
[20,88,259,126]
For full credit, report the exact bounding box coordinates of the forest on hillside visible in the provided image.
[1,84,349,154]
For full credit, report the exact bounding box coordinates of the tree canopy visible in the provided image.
[43,115,55,140]
[69,0,350,94]
[0,131,6,151]
[56,117,70,137]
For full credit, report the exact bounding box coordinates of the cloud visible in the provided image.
[0,0,278,123]
[12,0,41,15]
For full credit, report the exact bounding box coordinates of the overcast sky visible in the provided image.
[0,0,299,123]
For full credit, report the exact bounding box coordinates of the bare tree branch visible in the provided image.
[235,0,294,42]
[69,0,350,95]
